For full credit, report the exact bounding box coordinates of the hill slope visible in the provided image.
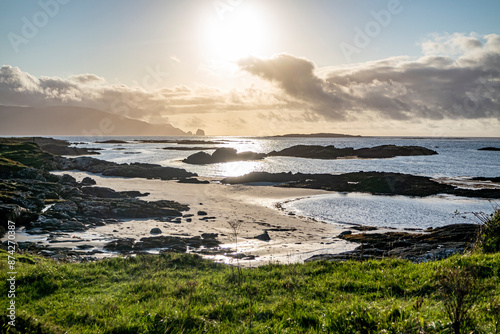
[0,105,187,136]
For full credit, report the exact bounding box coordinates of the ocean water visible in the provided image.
[53,135,500,229]
[56,135,500,178]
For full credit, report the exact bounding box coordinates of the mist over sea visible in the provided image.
[56,136,500,230]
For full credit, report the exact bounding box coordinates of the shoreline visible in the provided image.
[44,171,357,266]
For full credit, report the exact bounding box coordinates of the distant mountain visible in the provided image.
[272,133,361,138]
[0,105,188,136]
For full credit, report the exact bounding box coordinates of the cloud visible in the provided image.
[1,32,499,132]
[238,54,345,119]
[238,33,500,121]
[69,74,105,84]
[0,65,283,122]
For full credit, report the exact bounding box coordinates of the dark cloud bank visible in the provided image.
[238,33,500,121]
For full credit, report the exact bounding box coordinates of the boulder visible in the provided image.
[104,238,135,252]
[81,177,97,185]
[150,228,162,234]
[253,231,271,241]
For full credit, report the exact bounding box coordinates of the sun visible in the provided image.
[203,5,267,61]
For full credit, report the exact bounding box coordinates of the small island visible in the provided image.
[183,147,266,164]
[272,132,362,138]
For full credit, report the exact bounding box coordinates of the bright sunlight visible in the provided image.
[203,5,267,60]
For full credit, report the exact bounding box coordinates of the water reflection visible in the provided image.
[217,160,263,177]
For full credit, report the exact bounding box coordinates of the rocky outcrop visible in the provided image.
[268,145,437,159]
[478,147,500,151]
[103,234,221,253]
[58,157,196,180]
[0,138,196,181]
[222,171,500,199]
[472,176,500,182]
[183,148,266,165]
[196,129,206,136]
[306,224,480,263]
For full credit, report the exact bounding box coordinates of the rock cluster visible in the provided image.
[183,148,265,165]
[306,224,480,263]
[268,144,438,159]
[104,233,220,253]
[222,171,500,198]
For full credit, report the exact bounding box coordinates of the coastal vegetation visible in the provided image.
[1,249,500,333]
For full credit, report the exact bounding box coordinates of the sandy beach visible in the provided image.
[49,171,357,266]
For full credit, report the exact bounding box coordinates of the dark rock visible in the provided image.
[76,244,94,250]
[197,211,208,216]
[134,234,221,252]
[308,223,481,263]
[59,220,86,232]
[150,228,162,234]
[57,156,196,180]
[472,176,500,182]
[268,145,437,159]
[478,147,500,151]
[81,186,123,198]
[201,233,218,239]
[222,171,500,199]
[104,238,135,252]
[119,191,150,197]
[81,177,97,185]
[183,148,265,165]
[0,204,39,230]
[351,226,378,231]
[178,178,210,184]
[338,231,352,237]
[60,174,78,186]
[253,231,271,241]
[95,140,129,144]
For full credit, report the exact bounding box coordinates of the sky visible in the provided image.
[0,0,499,136]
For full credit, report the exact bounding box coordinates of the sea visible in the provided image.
[53,135,500,230]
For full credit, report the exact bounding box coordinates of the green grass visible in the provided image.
[1,251,499,333]
[0,141,54,169]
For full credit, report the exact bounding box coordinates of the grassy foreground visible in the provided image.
[1,250,499,333]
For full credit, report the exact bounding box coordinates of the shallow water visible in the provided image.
[282,193,497,230]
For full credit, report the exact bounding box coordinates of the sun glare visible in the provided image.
[203,5,267,61]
